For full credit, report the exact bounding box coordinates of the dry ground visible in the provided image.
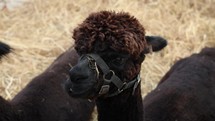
[0,0,215,120]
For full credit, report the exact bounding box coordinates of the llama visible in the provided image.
[64,11,167,121]
[143,47,215,121]
[0,46,95,121]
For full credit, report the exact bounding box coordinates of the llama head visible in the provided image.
[64,11,167,99]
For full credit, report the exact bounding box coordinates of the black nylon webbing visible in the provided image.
[84,54,141,97]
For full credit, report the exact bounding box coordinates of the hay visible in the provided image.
[0,0,214,120]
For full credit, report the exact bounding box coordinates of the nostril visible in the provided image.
[63,78,73,93]
[72,76,88,83]
[69,69,89,83]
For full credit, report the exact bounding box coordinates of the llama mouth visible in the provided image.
[68,87,92,98]
[63,78,95,98]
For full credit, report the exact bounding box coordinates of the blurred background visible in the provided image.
[0,0,215,120]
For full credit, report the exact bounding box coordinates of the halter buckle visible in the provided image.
[99,85,110,95]
[118,82,127,93]
[87,56,100,78]
[87,57,97,69]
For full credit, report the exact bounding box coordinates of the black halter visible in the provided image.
[81,54,141,97]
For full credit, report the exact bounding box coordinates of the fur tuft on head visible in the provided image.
[73,11,148,59]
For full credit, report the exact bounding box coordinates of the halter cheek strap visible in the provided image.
[104,74,141,97]
[85,54,141,97]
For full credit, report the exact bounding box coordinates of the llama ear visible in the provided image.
[144,36,167,54]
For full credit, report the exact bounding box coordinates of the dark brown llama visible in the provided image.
[0,45,95,121]
[143,47,215,121]
[64,11,167,121]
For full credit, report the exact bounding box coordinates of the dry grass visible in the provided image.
[0,0,215,120]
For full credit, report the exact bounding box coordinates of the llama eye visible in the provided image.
[112,57,126,65]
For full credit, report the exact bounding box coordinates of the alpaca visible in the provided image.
[64,11,167,121]
[0,46,95,121]
[143,47,215,121]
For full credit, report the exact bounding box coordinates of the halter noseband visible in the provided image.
[81,54,141,97]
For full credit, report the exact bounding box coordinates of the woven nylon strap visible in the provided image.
[85,54,141,97]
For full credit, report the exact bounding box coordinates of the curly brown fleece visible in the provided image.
[73,11,148,59]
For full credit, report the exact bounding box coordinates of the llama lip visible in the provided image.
[64,78,95,98]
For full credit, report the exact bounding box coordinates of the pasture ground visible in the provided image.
[0,0,215,120]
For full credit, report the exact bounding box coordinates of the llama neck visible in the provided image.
[0,96,20,121]
[96,86,143,121]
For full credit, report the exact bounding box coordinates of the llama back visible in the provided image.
[143,47,215,121]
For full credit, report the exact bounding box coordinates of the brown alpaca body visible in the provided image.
[143,47,215,121]
[0,46,95,121]
[96,86,143,121]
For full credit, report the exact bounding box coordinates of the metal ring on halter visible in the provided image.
[87,56,100,79]
[87,57,96,69]
[118,82,127,93]
[103,70,115,83]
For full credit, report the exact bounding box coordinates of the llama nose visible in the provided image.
[69,68,89,83]
[63,78,73,93]
[69,62,92,84]
[72,75,89,83]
